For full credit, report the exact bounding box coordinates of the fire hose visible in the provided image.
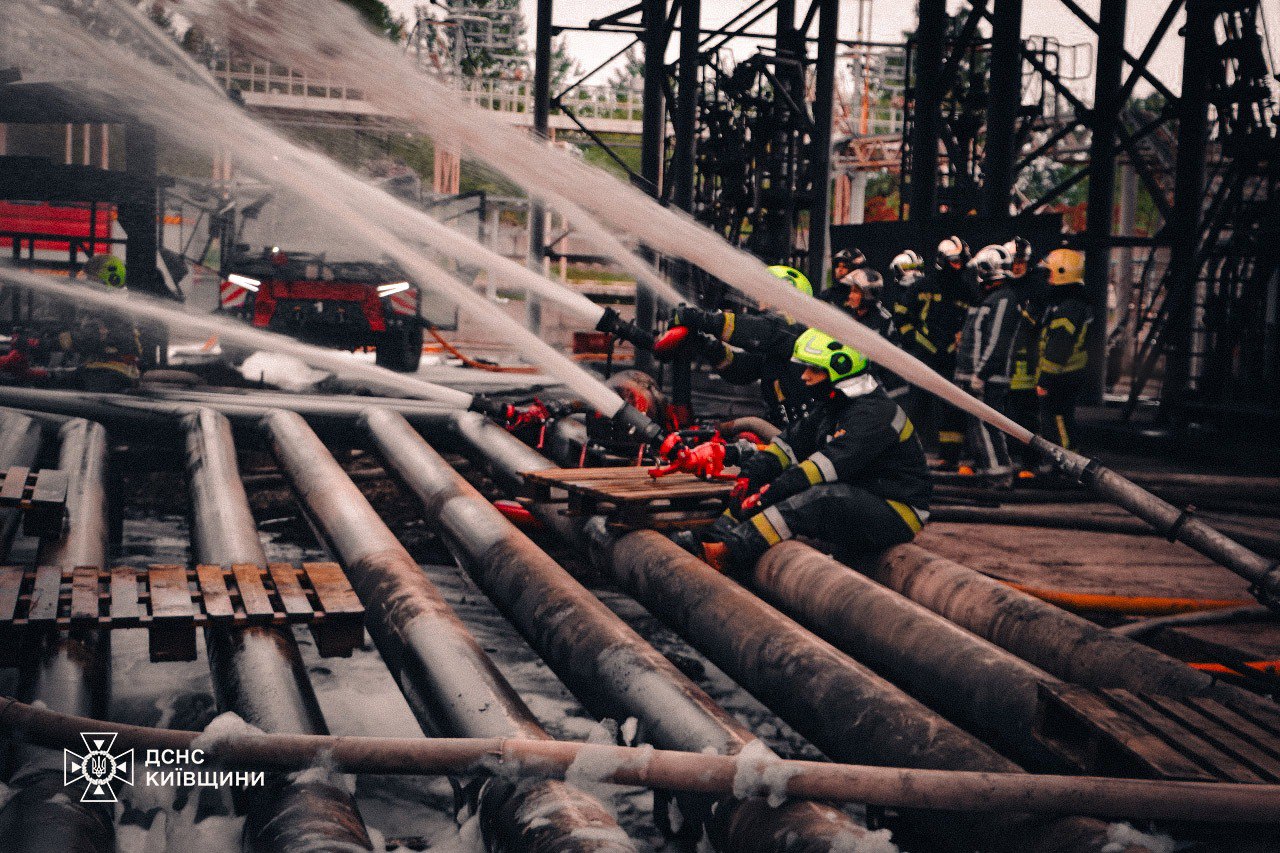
[1,698,1276,823]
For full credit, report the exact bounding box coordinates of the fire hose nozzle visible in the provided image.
[611,403,664,447]
[595,307,656,351]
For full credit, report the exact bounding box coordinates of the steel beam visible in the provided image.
[259,409,635,853]
[361,407,872,851]
[526,0,553,337]
[980,0,1023,218]
[1082,0,1126,403]
[906,0,945,220]
[634,0,669,376]
[182,408,372,852]
[805,0,838,291]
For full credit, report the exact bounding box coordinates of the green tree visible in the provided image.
[339,0,404,40]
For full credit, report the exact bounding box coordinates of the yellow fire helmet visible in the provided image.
[791,328,868,383]
[86,254,126,288]
[767,265,813,297]
[1039,247,1084,285]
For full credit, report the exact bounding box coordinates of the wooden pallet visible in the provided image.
[1035,682,1280,782]
[0,466,68,537]
[0,563,364,663]
[523,466,736,530]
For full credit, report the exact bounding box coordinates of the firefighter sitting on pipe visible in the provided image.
[62,254,143,392]
[652,265,817,430]
[823,262,910,403]
[670,329,931,574]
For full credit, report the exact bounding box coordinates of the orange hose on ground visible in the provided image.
[1189,661,1280,675]
[426,327,540,374]
[1000,582,1252,616]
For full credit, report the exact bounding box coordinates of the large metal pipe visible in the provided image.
[0,409,42,558]
[869,543,1274,710]
[593,530,1130,853]
[1,418,113,853]
[182,408,372,852]
[753,541,1060,768]
[258,408,635,853]
[361,407,872,851]
[7,700,1280,825]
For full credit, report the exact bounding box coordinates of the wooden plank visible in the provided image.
[196,565,235,623]
[1035,683,1216,780]
[1224,698,1280,742]
[29,469,68,506]
[303,562,364,658]
[1185,698,1280,764]
[1104,690,1264,783]
[148,565,196,662]
[69,566,99,624]
[233,564,274,618]
[1145,696,1280,782]
[0,466,29,503]
[269,563,313,617]
[110,566,140,622]
[27,565,63,623]
[0,566,23,622]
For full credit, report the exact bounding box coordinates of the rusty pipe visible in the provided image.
[869,544,1274,710]
[5,700,1279,825]
[593,529,1130,853]
[258,408,635,853]
[752,541,1060,768]
[2,417,113,853]
[182,407,373,852]
[361,407,873,852]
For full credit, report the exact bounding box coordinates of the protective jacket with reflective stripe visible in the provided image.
[895,267,973,356]
[1038,285,1092,382]
[709,309,813,425]
[738,378,932,510]
[956,282,1022,384]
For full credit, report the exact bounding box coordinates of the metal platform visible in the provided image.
[1035,682,1280,782]
[523,466,735,530]
[0,563,364,663]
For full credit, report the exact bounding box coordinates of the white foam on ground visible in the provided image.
[731,739,799,807]
[190,711,265,755]
[1102,822,1177,853]
[238,351,332,391]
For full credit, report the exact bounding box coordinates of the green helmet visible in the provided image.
[87,254,126,289]
[767,265,813,297]
[791,328,868,383]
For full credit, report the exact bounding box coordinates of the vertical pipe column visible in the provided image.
[258,409,634,853]
[981,0,1023,219]
[635,0,669,376]
[2,419,113,853]
[526,0,553,337]
[361,408,872,852]
[182,409,372,852]
[670,0,700,411]
[907,0,946,221]
[806,0,839,294]
[1081,0,1126,404]
[1162,0,1212,416]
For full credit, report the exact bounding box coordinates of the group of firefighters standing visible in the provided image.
[639,236,1093,573]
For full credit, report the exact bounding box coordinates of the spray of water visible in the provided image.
[209,0,1033,444]
[5,3,629,417]
[0,267,475,406]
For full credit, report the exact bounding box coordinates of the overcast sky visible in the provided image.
[385,1,1280,101]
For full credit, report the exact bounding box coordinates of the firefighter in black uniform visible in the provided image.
[1036,248,1092,451]
[824,266,909,401]
[660,266,816,428]
[830,247,866,286]
[1002,238,1042,476]
[65,254,142,392]
[956,243,1023,484]
[888,249,925,337]
[672,329,931,574]
[897,236,974,468]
